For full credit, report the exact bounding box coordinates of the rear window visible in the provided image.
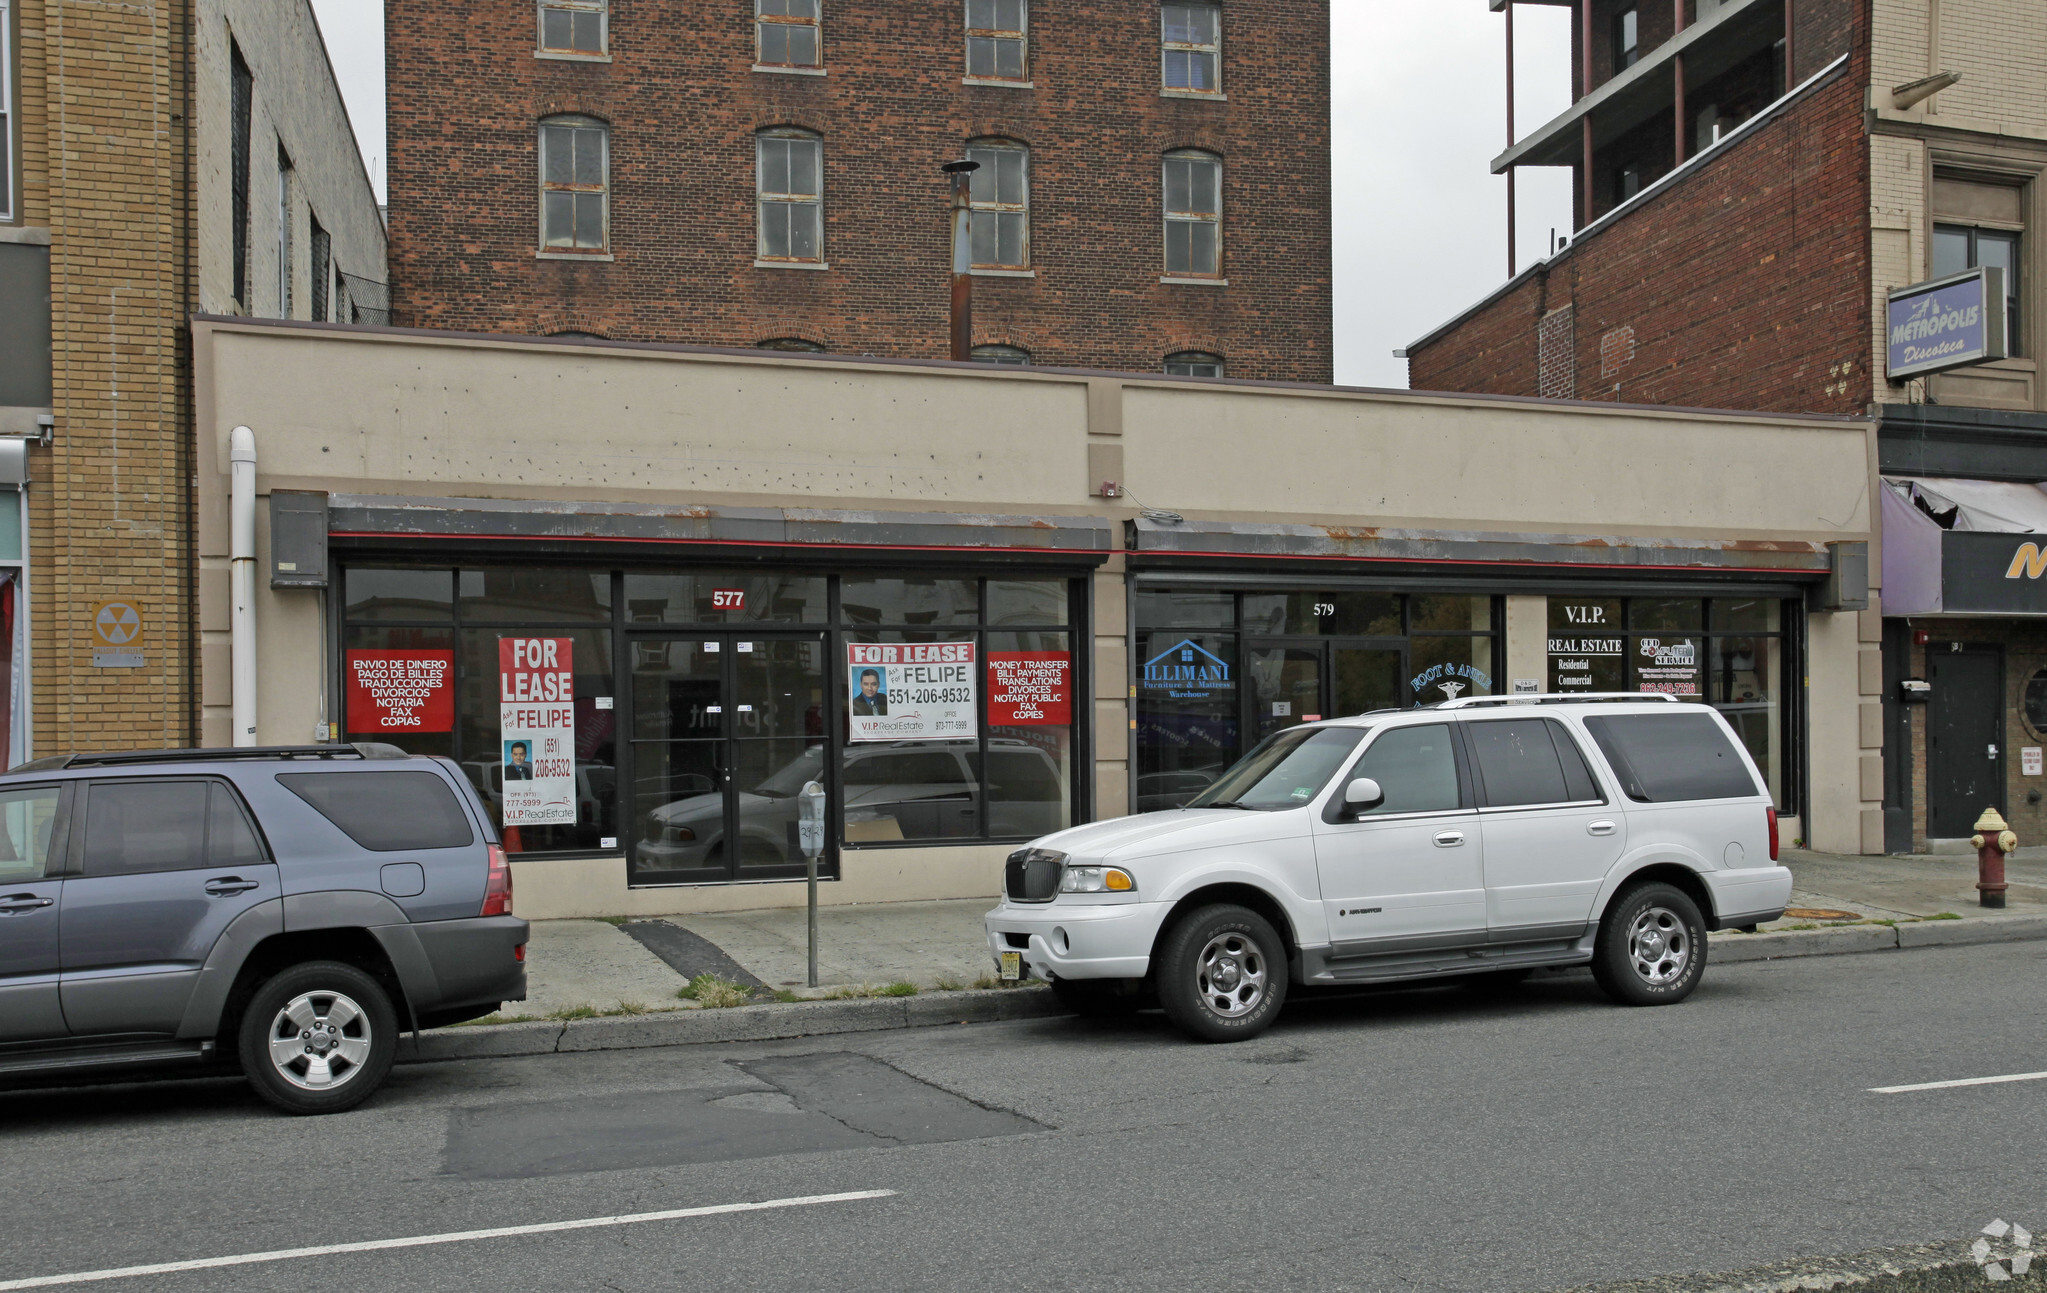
[1582,713,1762,803]
[277,770,476,851]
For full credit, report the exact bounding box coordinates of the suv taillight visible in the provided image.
[1766,807,1779,862]
[481,843,513,917]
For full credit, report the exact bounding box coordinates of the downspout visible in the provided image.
[230,426,257,747]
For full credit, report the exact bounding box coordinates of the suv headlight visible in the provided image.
[1060,865,1135,894]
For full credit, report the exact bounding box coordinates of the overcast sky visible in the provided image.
[307,0,1575,389]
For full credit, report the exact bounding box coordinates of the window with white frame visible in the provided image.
[539,0,606,54]
[1163,150,1221,276]
[757,130,823,262]
[757,0,821,68]
[1161,3,1220,93]
[970,344,1030,365]
[1165,351,1223,378]
[539,117,609,252]
[0,0,12,221]
[967,141,1027,269]
[965,0,1026,80]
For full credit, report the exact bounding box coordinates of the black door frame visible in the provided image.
[1240,635,1411,740]
[1926,641,2005,838]
[622,626,832,886]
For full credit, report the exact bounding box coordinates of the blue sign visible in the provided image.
[1409,661,1493,704]
[1141,639,1231,699]
[1887,267,2007,379]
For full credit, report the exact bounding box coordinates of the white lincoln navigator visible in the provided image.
[985,695,1791,1042]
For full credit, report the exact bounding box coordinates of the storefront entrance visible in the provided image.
[627,631,828,886]
[1245,639,1403,742]
[1926,646,2004,838]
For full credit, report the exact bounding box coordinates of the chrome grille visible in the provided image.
[1004,848,1062,902]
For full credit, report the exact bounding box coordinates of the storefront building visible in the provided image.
[194,318,1878,917]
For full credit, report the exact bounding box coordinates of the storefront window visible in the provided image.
[457,626,617,852]
[345,568,454,621]
[622,571,828,624]
[1134,587,1504,810]
[1710,633,1782,806]
[841,574,979,626]
[459,567,612,622]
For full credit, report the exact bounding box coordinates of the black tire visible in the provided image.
[1155,904,1289,1043]
[1591,882,1708,1006]
[237,960,399,1115]
[1051,976,1149,1019]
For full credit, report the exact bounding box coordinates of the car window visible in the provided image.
[209,783,268,866]
[1551,721,1603,802]
[1467,718,1580,808]
[83,780,210,875]
[1189,725,1370,811]
[846,751,967,789]
[277,770,476,851]
[0,785,63,881]
[1345,724,1461,816]
[1582,713,1763,802]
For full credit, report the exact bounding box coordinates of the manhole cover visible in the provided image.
[1783,907,1861,921]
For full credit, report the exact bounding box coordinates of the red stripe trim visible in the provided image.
[327,530,1111,556]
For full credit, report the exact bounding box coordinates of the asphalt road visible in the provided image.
[3,942,2045,1293]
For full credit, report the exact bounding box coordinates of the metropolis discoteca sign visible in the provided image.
[1886,267,2008,380]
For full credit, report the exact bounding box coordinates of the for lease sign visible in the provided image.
[499,636,576,825]
[847,641,976,742]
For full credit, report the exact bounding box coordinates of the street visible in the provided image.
[3,942,2044,1292]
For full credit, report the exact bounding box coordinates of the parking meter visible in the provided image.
[798,780,825,986]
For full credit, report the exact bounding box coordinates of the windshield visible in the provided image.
[1185,725,1371,811]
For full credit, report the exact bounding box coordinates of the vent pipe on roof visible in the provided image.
[230,426,258,747]
[942,159,980,362]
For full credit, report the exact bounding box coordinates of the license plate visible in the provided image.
[999,950,1022,982]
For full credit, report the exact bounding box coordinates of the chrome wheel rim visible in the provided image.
[1627,907,1691,987]
[1194,930,1269,1018]
[266,990,373,1091]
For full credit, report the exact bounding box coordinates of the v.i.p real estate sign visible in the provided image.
[1887,267,2007,380]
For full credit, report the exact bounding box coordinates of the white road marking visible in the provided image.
[0,1189,897,1290]
[1870,1070,2047,1094]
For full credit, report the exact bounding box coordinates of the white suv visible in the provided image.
[985,695,1790,1042]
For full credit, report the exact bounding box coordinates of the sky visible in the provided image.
[307,0,1575,389]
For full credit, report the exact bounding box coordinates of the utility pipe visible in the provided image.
[1505,0,1516,276]
[942,159,980,362]
[230,425,257,747]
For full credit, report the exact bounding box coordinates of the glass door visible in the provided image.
[627,631,827,885]
[1246,641,1324,741]
[1332,643,1403,716]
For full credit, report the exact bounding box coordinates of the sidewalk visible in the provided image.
[506,849,2047,1020]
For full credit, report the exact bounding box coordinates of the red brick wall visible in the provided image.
[385,0,1331,382]
[1407,67,1870,415]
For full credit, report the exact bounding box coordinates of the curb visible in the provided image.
[400,986,1064,1065]
[1709,912,2047,963]
[1556,1238,2031,1292]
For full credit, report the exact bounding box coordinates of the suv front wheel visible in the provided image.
[1156,904,1288,1043]
[238,960,399,1115]
[1592,882,1707,1006]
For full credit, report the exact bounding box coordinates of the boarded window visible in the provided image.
[278,771,476,851]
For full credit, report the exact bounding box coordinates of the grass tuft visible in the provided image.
[934,976,965,992]
[1929,911,1963,920]
[879,982,918,997]
[614,999,650,1015]
[547,1005,601,1020]
[678,973,754,1008]
[592,915,631,926]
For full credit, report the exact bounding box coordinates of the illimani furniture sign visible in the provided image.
[1887,267,2007,380]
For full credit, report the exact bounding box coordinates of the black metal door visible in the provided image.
[1927,648,2003,838]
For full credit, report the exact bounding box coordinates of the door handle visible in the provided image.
[0,893,54,913]
[203,877,260,896]
[1588,821,1617,836]
[1433,830,1465,847]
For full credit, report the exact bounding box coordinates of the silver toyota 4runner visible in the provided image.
[987,695,1791,1042]
[0,744,527,1113]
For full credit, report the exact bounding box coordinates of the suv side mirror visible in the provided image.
[1342,777,1384,816]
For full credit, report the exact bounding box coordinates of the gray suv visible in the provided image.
[0,744,527,1114]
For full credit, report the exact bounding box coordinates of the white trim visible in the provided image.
[1160,89,1225,102]
[536,250,615,261]
[971,267,1035,278]
[753,63,826,75]
[1160,275,1227,286]
[754,259,830,270]
[963,76,1033,88]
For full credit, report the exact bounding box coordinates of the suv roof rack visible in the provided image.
[1434,693,1683,709]
[11,743,412,773]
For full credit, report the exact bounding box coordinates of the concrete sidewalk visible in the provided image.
[504,848,2047,1020]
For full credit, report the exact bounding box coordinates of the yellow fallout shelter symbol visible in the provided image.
[90,601,146,667]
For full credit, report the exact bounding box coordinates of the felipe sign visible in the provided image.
[1887,267,2007,380]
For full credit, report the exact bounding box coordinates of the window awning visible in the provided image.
[1884,476,2047,533]
[1881,476,2047,616]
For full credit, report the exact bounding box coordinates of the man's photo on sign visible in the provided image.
[503,740,534,780]
[850,666,888,716]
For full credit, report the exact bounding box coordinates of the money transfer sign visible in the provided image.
[847,641,976,742]
[499,636,576,825]
[987,652,1071,725]
[346,650,454,732]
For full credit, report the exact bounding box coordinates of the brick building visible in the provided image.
[1398,0,2047,857]
[0,0,383,758]
[384,0,1331,381]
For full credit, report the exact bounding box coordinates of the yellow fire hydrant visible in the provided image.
[1971,807,2016,909]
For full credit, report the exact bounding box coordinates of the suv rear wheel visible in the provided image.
[1155,904,1288,1043]
[1592,882,1707,1006]
[238,960,398,1115]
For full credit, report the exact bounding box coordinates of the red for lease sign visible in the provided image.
[987,652,1071,726]
[346,650,454,733]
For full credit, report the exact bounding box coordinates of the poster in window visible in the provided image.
[346,650,454,733]
[1635,636,1701,697]
[987,652,1071,725]
[499,636,576,825]
[848,641,976,742]
[1547,632,1624,692]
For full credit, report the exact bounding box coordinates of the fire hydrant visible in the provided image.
[1971,807,2016,909]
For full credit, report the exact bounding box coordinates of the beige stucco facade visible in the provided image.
[195,319,1877,916]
